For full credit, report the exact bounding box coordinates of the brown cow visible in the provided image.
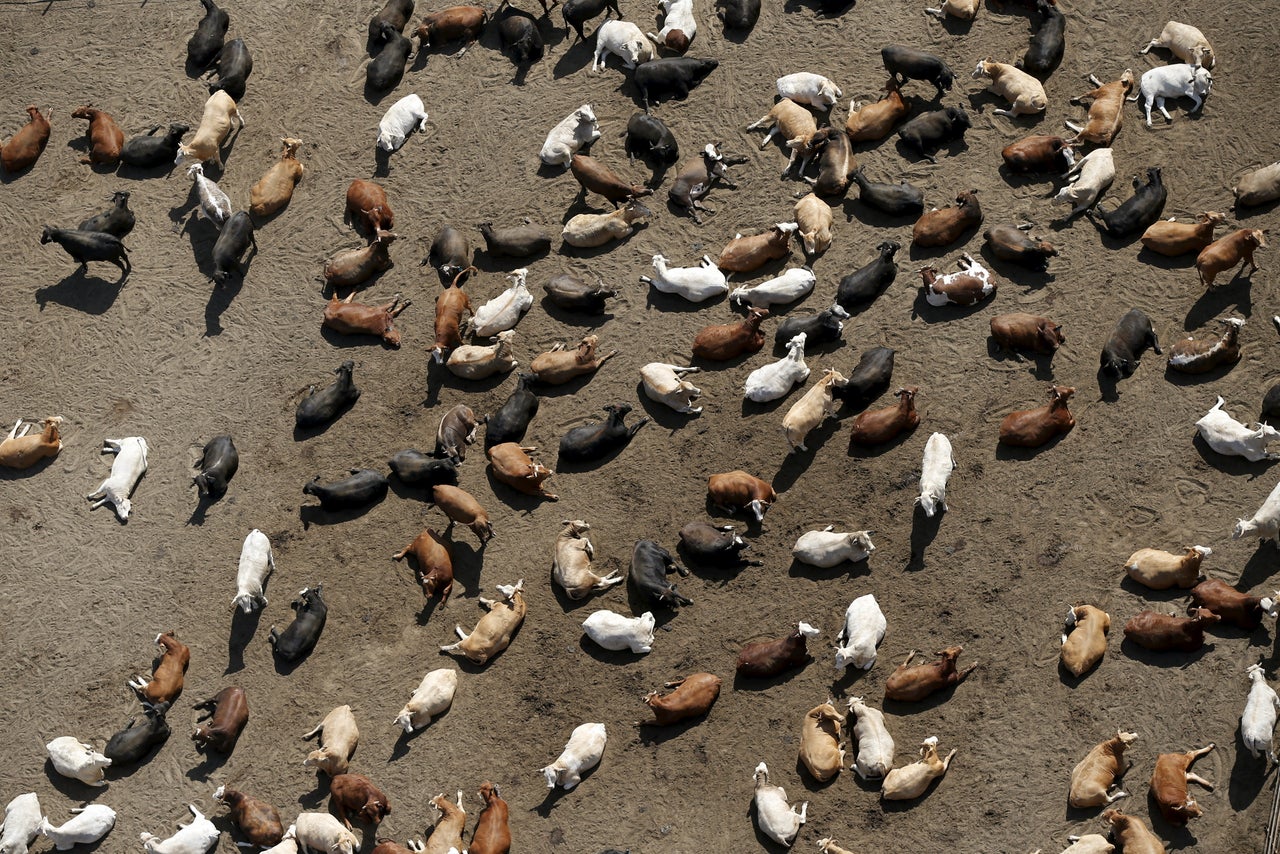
[487,443,557,500]
[1102,809,1165,854]
[849,386,919,446]
[469,783,510,854]
[128,631,190,705]
[1001,134,1073,173]
[346,179,394,235]
[883,646,976,702]
[642,673,722,724]
[393,528,455,604]
[1060,605,1109,677]
[990,313,1064,355]
[1068,730,1136,808]
[1141,211,1224,256]
[691,307,769,360]
[1196,228,1267,287]
[323,229,397,290]
[431,484,494,544]
[707,470,776,522]
[323,292,410,347]
[998,385,1075,448]
[736,622,820,678]
[570,153,652,206]
[1123,608,1219,652]
[1150,744,1215,826]
[424,791,466,854]
[192,686,249,753]
[1190,578,1279,629]
[529,335,617,384]
[214,785,284,848]
[330,773,391,828]
[846,79,909,143]
[0,416,63,469]
[415,5,489,54]
[431,267,475,364]
[249,137,304,217]
[71,106,124,165]
[912,190,981,248]
[717,223,797,273]
[1,106,52,173]
[1065,70,1134,146]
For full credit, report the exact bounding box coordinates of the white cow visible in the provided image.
[0,793,42,854]
[847,697,895,780]
[640,254,728,302]
[86,437,148,521]
[233,529,274,612]
[650,0,696,52]
[834,594,887,672]
[593,21,654,71]
[140,805,219,854]
[1234,477,1280,545]
[1242,664,1280,761]
[729,266,816,308]
[1057,835,1115,854]
[259,826,300,854]
[1053,148,1114,217]
[752,762,807,847]
[917,432,955,516]
[395,668,459,733]
[187,163,231,226]
[777,72,842,110]
[881,736,956,800]
[1196,397,1280,462]
[542,723,607,790]
[377,94,429,152]
[540,105,601,167]
[792,525,875,568]
[640,363,702,414]
[1129,64,1212,128]
[39,805,116,850]
[293,813,357,854]
[45,738,110,787]
[471,268,533,337]
[744,333,810,402]
[582,610,655,653]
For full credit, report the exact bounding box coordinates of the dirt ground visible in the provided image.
[1,0,1278,851]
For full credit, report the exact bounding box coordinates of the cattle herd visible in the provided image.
[3,0,1280,851]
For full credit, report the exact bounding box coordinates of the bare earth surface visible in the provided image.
[1,0,1278,851]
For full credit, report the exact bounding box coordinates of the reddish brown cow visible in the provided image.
[323,229,397,289]
[884,646,976,702]
[192,686,249,753]
[487,443,557,500]
[415,5,489,52]
[469,783,510,854]
[846,79,909,143]
[346,178,394,235]
[214,785,284,848]
[707,470,776,522]
[71,106,124,165]
[129,631,190,705]
[912,190,981,247]
[1001,135,1072,173]
[717,224,797,273]
[849,386,919,446]
[998,385,1075,448]
[1150,744,1215,826]
[1197,228,1267,287]
[989,313,1064,355]
[431,484,494,544]
[570,153,652,206]
[642,673,722,724]
[736,623,819,678]
[393,528,455,605]
[1066,71,1134,146]
[1189,578,1279,630]
[431,267,475,363]
[330,773,391,828]
[1,106,52,173]
[1124,608,1220,652]
[323,292,410,347]
[691,307,769,361]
